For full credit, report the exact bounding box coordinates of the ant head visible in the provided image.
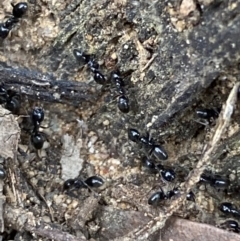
[12,2,28,19]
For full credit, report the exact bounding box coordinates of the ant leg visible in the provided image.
[148,145,155,157]
[193,118,210,126]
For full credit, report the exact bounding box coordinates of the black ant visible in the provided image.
[0,2,28,39]
[0,18,19,39]
[219,202,240,218]
[73,49,130,113]
[141,156,157,172]
[0,85,20,114]
[166,188,195,202]
[198,172,229,190]
[31,107,44,129]
[196,108,219,120]
[30,107,45,149]
[148,187,195,205]
[73,49,107,85]
[156,164,176,182]
[128,128,168,161]
[195,107,221,125]
[141,157,176,182]
[111,70,130,113]
[220,220,240,233]
[63,176,104,191]
[11,2,28,19]
[148,188,166,205]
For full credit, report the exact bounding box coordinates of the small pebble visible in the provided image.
[229,173,236,182]
[42,215,51,223]
[111,52,117,60]
[103,120,109,126]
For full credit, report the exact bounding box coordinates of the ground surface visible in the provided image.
[0,0,240,240]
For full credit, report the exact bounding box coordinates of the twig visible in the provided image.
[141,53,158,72]
[4,204,87,241]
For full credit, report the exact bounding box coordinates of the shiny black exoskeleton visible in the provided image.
[0,2,28,39]
[0,17,19,39]
[196,108,221,123]
[128,128,168,160]
[148,189,166,205]
[73,49,107,85]
[0,24,10,39]
[198,173,229,190]
[63,176,104,191]
[156,164,176,182]
[30,107,45,149]
[73,49,91,63]
[111,71,130,113]
[220,220,240,233]
[84,176,104,187]
[148,187,194,205]
[0,85,20,114]
[219,202,240,218]
[141,156,156,171]
[0,167,6,180]
[166,188,195,201]
[165,187,180,200]
[128,128,140,142]
[12,2,28,19]
[161,168,176,182]
[63,178,86,190]
[118,95,129,113]
[186,191,196,202]
[31,107,45,129]
[88,59,107,85]
[199,173,213,184]
[63,178,75,190]
[141,158,175,181]
[31,132,44,149]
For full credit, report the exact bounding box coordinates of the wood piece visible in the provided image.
[161,217,240,241]
[0,61,97,106]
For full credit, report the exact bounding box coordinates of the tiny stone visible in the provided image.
[54,195,64,205]
[229,173,236,181]
[42,215,51,223]
[103,120,109,126]
[86,34,93,41]
[28,171,35,178]
[111,52,117,60]
[89,146,95,153]
[146,122,152,128]
[71,200,79,209]
[199,185,206,191]
[31,177,38,186]
[88,131,96,137]
[90,135,98,145]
